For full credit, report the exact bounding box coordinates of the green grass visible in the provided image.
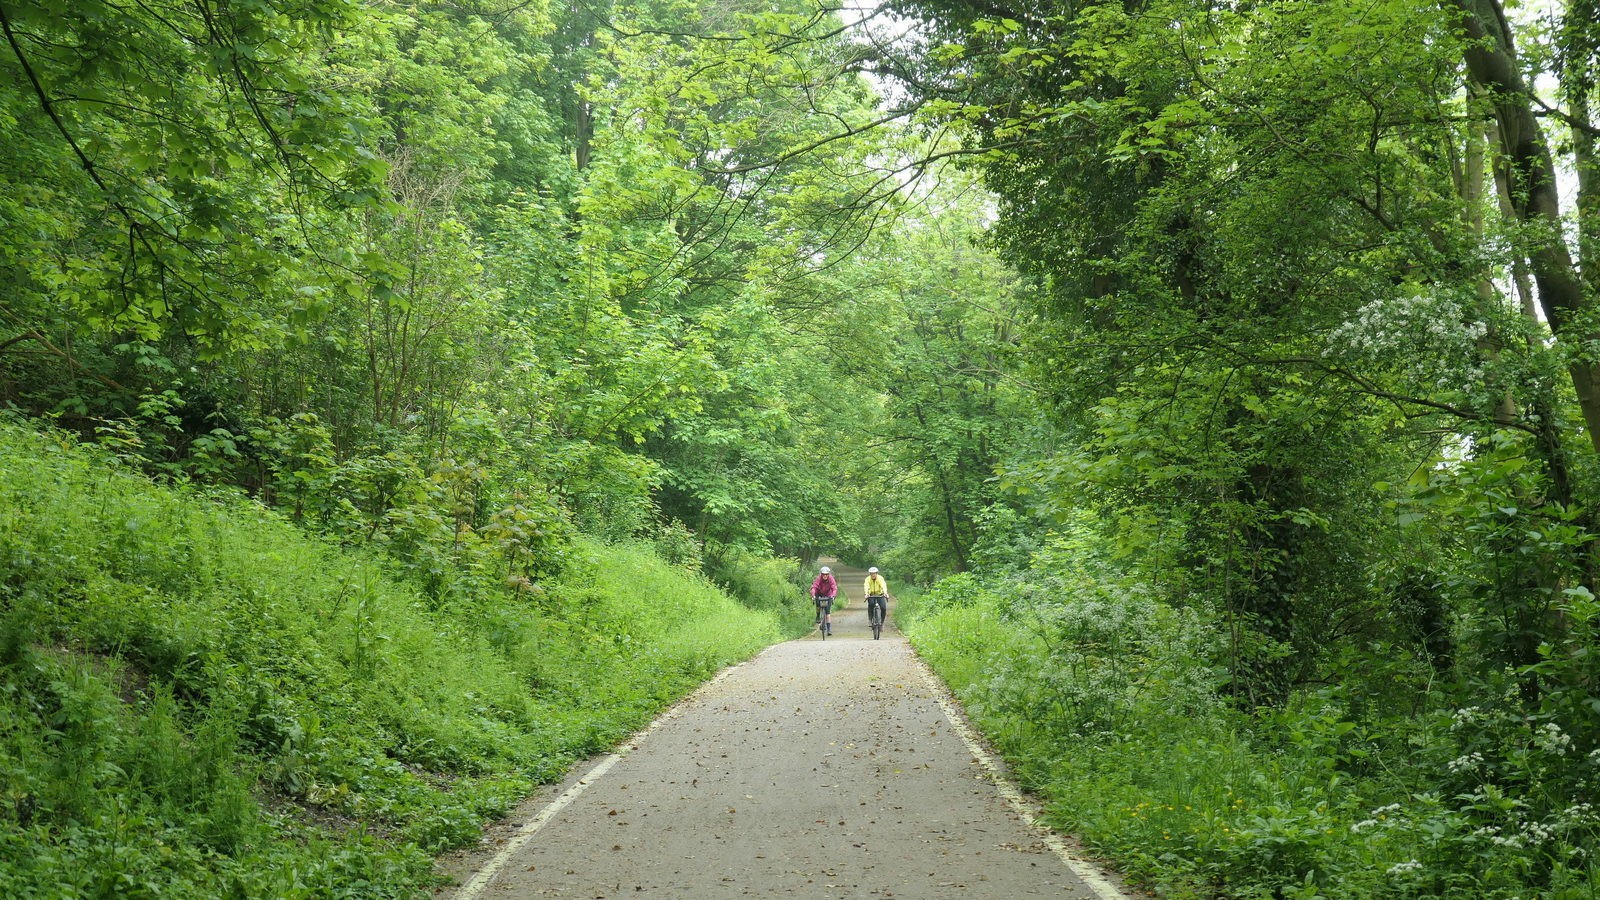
[0,420,785,897]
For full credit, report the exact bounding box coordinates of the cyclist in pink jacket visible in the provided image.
[810,566,838,637]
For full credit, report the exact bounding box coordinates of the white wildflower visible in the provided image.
[1535,723,1573,756]
[1560,803,1595,826]
[1522,821,1556,844]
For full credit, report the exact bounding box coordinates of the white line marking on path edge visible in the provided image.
[451,661,749,900]
[914,656,1130,900]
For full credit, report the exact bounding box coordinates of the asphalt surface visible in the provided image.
[436,563,1125,899]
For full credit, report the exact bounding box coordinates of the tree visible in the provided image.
[879,0,1600,702]
[0,0,386,361]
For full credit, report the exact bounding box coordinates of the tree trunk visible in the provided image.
[910,402,970,572]
[1447,0,1600,452]
[1573,90,1597,311]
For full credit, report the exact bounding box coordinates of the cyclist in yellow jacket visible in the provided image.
[863,567,889,634]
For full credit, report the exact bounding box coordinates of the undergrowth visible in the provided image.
[903,566,1600,899]
[0,420,784,897]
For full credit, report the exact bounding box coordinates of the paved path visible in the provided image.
[437,564,1127,899]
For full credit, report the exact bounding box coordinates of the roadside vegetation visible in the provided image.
[904,525,1600,899]
[0,421,785,896]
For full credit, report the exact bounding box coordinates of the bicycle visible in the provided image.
[814,595,833,638]
[866,594,886,640]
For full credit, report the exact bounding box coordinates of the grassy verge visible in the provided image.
[0,421,784,897]
[902,575,1599,899]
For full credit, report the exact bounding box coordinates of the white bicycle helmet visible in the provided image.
[820,566,831,574]
[868,566,879,574]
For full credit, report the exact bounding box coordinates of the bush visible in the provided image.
[706,544,807,621]
[907,549,1600,898]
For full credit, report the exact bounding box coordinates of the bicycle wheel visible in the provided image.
[870,602,882,640]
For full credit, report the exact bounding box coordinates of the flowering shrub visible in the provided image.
[1324,287,1498,404]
